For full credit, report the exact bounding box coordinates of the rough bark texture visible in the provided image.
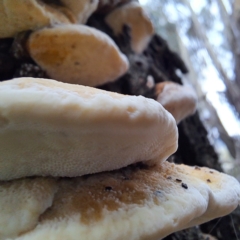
[0,9,239,240]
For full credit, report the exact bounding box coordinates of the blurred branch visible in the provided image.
[229,0,240,96]
[181,0,240,117]
[216,0,240,94]
[229,0,240,53]
[216,0,235,48]
[205,98,237,158]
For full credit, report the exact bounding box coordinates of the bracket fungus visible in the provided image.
[105,2,154,54]
[0,78,239,240]
[0,0,73,38]
[0,1,240,239]
[0,77,177,181]
[27,25,129,87]
[0,161,239,240]
[0,178,57,240]
[155,81,198,124]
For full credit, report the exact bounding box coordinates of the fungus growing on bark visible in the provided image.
[0,77,177,181]
[27,25,129,86]
[0,1,239,239]
[155,81,198,124]
[105,2,154,54]
[0,77,239,239]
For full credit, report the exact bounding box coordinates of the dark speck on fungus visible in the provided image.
[207,179,211,183]
[176,179,182,182]
[195,166,201,170]
[181,183,188,189]
[154,190,162,197]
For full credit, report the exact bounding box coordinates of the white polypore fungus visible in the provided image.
[0,77,177,181]
[27,24,129,87]
[105,2,154,54]
[0,0,73,38]
[0,178,57,240]
[61,0,99,24]
[155,81,198,124]
[1,161,239,240]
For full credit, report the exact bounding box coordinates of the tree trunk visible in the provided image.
[0,3,239,239]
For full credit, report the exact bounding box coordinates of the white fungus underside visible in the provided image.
[0,77,177,180]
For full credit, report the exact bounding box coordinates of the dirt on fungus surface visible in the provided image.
[0,10,240,240]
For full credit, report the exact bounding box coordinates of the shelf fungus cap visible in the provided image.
[155,81,198,124]
[105,2,154,54]
[0,77,177,181]
[27,24,129,87]
[0,178,57,240]
[2,161,240,240]
[61,0,99,23]
[0,0,73,38]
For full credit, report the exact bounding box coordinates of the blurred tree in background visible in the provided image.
[141,0,240,178]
